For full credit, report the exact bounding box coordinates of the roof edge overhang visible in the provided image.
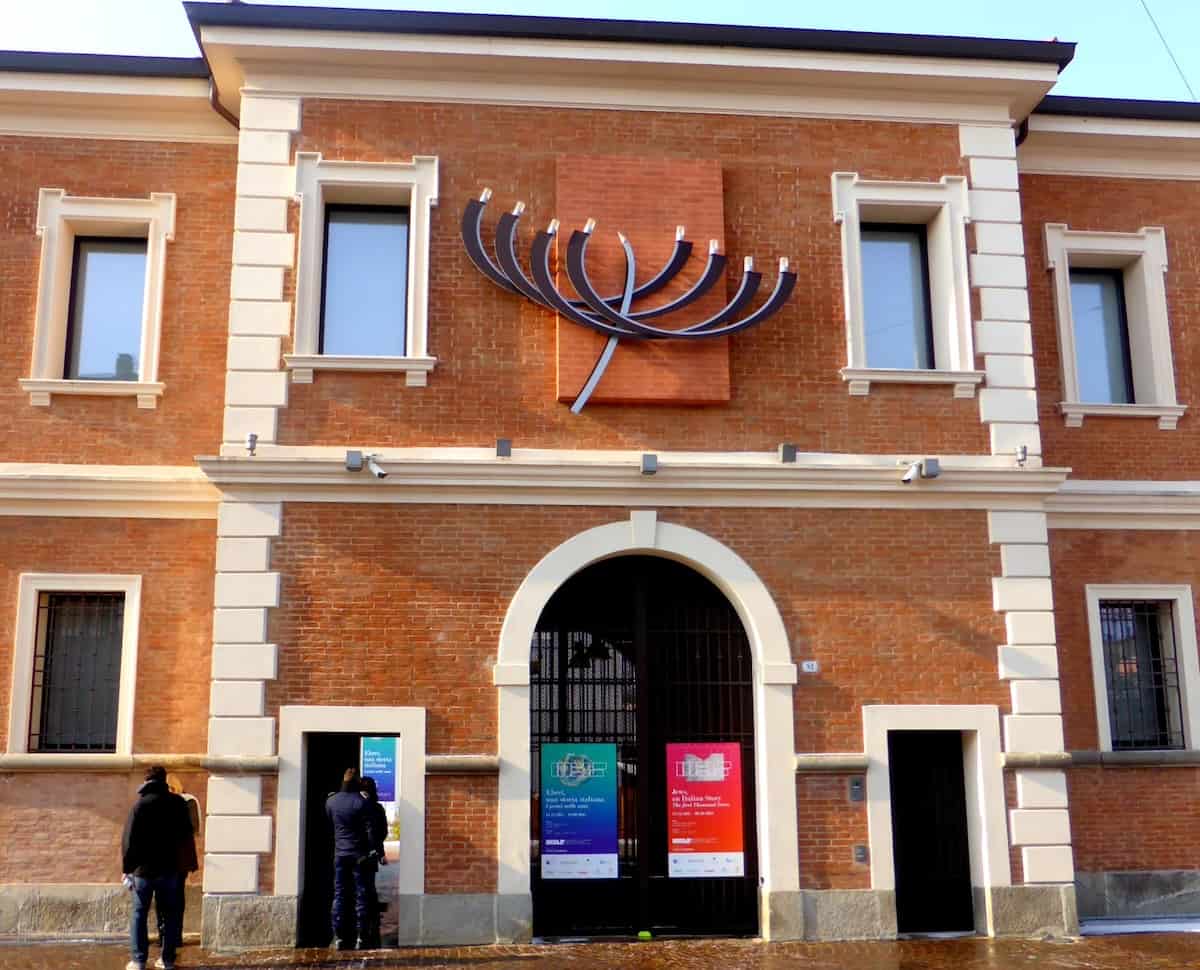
[0,51,235,143]
[1020,95,1200,180]
[186,3,1070,126]
[184,2,1075,68]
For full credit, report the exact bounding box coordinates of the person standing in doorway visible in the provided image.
[325,767,373,950]
[121,765,197,970]
[359,776,389,949]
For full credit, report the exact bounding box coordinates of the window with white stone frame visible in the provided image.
[831,172,981,397]
[6,574,141,756]
[1044,224,1185,429]
[21,189,175,409]
[284,152,439,386]
[1085,585,1200,752]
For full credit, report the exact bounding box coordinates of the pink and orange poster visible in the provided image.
[665,742,745,878]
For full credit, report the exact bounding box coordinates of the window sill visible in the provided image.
[1060,402,1186,430]
[283,354,437,387]
[19,378,164,409]
[840,367,985,398]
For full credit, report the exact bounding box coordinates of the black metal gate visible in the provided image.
[530,555,758,938]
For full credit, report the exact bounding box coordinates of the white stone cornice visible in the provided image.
[197,448,1067,508]
[1048,479,1200,529]
[0,74,236,144]
[199,25,1059,124]
[0,463,219,518]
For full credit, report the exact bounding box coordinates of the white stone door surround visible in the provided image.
[493,510,800,927]
[863,705,1011,899]
[275,705,427,899]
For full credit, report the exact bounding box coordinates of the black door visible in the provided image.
[298,732,362,947]
[530,556,758,938]
[887,730,975,934]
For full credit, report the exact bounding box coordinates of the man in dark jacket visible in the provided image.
[121,765,198,970]
[326,768,375,950]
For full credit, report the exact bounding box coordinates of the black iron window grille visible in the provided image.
[1100,599,1185,750]
[29,591,124,752]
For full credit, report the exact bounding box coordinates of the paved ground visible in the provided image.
[4,935,1200,970]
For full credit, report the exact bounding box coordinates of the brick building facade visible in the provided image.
[2,1,1199,950]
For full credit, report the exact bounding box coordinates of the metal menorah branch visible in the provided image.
[462,188,797,413]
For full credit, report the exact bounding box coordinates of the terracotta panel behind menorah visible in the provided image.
[554,155,731,406]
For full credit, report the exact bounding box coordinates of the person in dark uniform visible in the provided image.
[358,776,389,949]
[325,768,373,950]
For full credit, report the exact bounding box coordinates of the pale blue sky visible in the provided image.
[1,0,1197,101]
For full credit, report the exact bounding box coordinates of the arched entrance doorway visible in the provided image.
[530,555,758,937]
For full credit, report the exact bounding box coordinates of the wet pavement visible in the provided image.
[5,935,1200,970]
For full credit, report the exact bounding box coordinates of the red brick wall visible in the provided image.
[0,769,207,883]
[0,517,216,753]
[269,503,1003,892]
[425,776,497,894]
[1021,173,1200,479]
[279,101,988,455]
[0,136,235,465]
[796,774,869,890]
[1051,528,1200,872]
[1069,765,1200,873]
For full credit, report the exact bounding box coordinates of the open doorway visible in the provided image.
[298,732,402,948]
[887,730,975,935]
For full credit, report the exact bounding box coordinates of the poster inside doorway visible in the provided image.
[360,736,402,944]
[666,741,745,878]
[540,743,618,879]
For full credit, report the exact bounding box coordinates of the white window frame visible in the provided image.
[22,188,175,409]
[1084,584,1200,752]
[6,573,142,757]
[285,152,439,386]
[1044,224,1185,430]
[832,173,981,397]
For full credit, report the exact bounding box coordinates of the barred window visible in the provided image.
[29,592,125,752]
[1100,600,1184,750]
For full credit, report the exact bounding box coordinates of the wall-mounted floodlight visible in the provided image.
[496,438,512,458]
[345,450,364,472]
[641,454,658,476]
[779,443,798,464]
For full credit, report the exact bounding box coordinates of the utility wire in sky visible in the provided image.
[1139,0,1197,100]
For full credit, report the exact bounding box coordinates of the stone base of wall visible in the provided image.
[1077,870,1200,919]
[200,892,533,951]
[977,885,1078,937]
[0,883,203,939]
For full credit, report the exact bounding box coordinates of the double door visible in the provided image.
[530,556,758,938]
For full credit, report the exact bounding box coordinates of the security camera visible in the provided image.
[365,455,387,480]
[245,432,258,457]
[899,458,940,484]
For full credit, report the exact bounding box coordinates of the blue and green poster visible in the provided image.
[360,736,397,802]
[540,743,618,879]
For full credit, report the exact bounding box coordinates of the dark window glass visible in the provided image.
[1069,269,1134,404]
[29,592,124,752]
[861,225,935,370]
[64,238,147,381]
[1100,600,1184,750]
[320,205,409,356]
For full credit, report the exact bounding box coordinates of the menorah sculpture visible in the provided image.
[462,189,797,413]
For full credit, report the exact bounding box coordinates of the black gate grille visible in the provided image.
[1100,599,1184,750]
[30,591,124,752]
[531,556,757,938]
